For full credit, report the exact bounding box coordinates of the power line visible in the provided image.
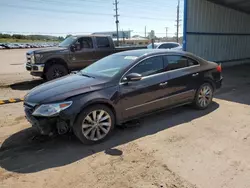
[1,4,113,16]
[0,30,182,35]
[1,3,178,21]
[22,0,183,17]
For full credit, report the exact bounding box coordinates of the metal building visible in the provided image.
[183,0,250,66]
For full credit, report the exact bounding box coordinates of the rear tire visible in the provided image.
[194,83,214,110]
[45,64,68,81]
[73,105,115,145]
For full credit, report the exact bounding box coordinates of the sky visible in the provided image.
[0,0,184,37]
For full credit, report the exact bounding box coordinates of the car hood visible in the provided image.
[27,47,68,55]
[24,74,110,104]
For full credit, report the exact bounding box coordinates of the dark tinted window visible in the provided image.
[128,56,164,77]
[159,44,171,49]
[159,43,179,49]
[188,58,199,66]
[164,55,188,71]
[77,37,93,50]
[171,43,179,48]
[96,37,110,48]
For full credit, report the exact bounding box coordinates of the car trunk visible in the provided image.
[114,46,147,53]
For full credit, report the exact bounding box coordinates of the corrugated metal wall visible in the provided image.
[185,0,250,64]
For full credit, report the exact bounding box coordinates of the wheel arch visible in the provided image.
[73,100,118,127]
[44,57,69,74]
[203,78,216,91]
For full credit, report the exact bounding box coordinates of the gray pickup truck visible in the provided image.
[26,35,145,80]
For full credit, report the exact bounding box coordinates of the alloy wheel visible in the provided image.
[53,68,63,78]
[198,85,213,108]
[81,110,112,141]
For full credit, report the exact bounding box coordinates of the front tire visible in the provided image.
[73,105,115,145]
[194,83,214,110]
[45,64,68,81]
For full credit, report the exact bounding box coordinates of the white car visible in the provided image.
[147,42,182,51]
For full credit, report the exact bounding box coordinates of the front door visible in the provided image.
[119,56,172,121]
[70,37,96,70]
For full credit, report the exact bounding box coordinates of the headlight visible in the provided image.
[32,101,72,117]
[30,54,35,64]
[35,54,43,60]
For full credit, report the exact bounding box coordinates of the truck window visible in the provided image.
[96,37,110,48]
[75,37,93,51]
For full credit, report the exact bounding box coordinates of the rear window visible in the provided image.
[96,37,110,48]
[188,58,199,66]
[147,43,160,49]
[164,55,188,71]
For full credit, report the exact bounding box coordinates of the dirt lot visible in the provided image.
[0,49,250,188]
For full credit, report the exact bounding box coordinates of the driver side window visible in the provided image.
[75,37,93,51]
[127,56,164,77]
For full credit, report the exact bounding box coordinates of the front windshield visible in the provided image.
[59,36,77,47]
[147,43,159,49]
[81,55,138,78]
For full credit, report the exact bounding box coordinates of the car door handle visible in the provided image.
[159,82,168,86]
[192,73,199,77]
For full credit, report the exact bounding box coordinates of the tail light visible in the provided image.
[216,64,222,73]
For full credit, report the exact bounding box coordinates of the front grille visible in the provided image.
[24,102,38,124]
[24,107,33,116]
[26,54,31,63]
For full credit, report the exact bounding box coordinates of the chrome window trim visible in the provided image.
[119,54,200,85]
[125,90,195,111]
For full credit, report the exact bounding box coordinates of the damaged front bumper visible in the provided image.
[24,103,74,135]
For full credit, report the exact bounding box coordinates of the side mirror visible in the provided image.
[70,45,76,52]
[123,73,142,82]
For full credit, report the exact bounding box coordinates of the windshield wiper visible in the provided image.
[81,73,95,78]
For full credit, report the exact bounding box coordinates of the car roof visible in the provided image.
[74,34,110,38]
[149,42,180,45]
[115,49,191,57]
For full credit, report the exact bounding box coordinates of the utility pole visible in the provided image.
[165,27,168,39]
[145,26,147,38]
[122,29,125,44]
[175,0,181,43]
[114,0,119,46]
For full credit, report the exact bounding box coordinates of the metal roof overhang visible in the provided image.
[207,0,250,14]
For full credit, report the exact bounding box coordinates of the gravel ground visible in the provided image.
[0,49,250,188]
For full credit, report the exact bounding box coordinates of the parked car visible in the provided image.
[24,44,31,48]
[0,46,5,49]
[147,42,182,50]
[7,43,17,49]
[25,35,146,81]
[24,49,223,144]
[0,44,10,49]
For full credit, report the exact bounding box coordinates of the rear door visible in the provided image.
[163,55,200,105]
[94,37,114,60]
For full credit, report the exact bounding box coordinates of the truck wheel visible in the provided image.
[73,105,115,145]
[45,64,68,81]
